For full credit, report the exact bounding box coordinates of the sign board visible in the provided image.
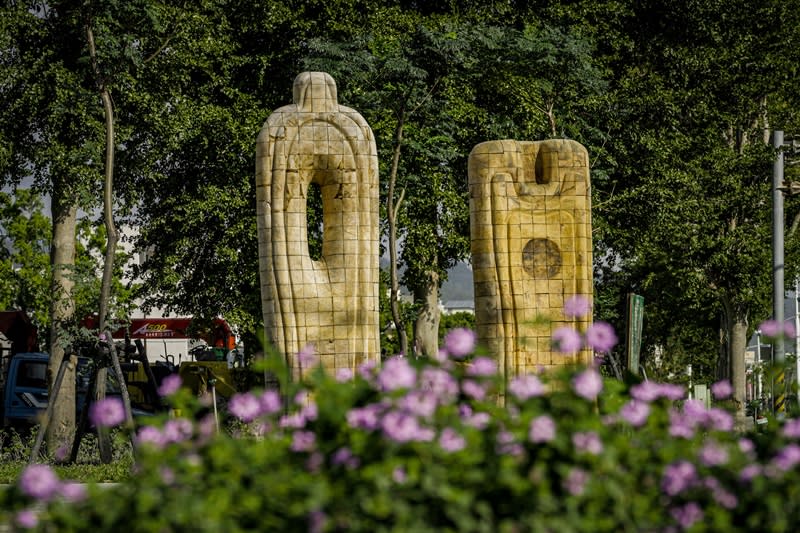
[626,293,645,375]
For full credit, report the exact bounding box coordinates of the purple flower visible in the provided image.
[335,368,354,382]
[393,467,407,483]
[682,399,707,422]
[461,410,491,430]
[572,368,603,400]
[772,443,800,471]
[290,430,316,452]
[620,400,650,427]
[358,360,378,381]
[509,374,545,401]
[378,357,417,391]
[661,461,698,496]
[529,415,556,443]
[420,367,459,403]
[399,390,438,418]
[785,322,797,339]
[496,430,524,457]
[297,344,318,368]
[659,383,687,401]
[705,478,737,509]
[279,412,308,429]
[229,392,262,422]
[738,438,755,456]
[260,390,282,415]
[308,510,326,533]
[19,464,60,501]
[552,326,582,353]
[347,404,383,431]
[739,464,762,482]
[331,447,360,470]
[15,510,38,529]
[439,427,467,452]
[668,410,696,439]
[710,379,732,399]
[705,408,734,432]
[467,356,496,377]
[670,502,703,529]
[563,295,591,318]
[572,431,603,455]
[162,418,194,443]
[461,379,487,400]
[443,328,477,358]
[136,425,166,448]
[759,319,782,338]
[782,418,800,439]
[301,401,318,422]
[381,411,435,443]
[630,381,663,402]
[585,321,618,353]
[159,467,176,485]
[90,397,126,428]
[698,440,729,466]
[59,482,88,503]
[563,468,589,496]
[157,374,182,397]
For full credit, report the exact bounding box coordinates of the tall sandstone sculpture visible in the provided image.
[256,72,380,379]
[469,139,593,379]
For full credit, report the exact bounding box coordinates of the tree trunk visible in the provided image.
[413,270,440,357]
[46,198,77,457]
[387,113,408,357]
[87,22,132,461]
[722,294,749,427]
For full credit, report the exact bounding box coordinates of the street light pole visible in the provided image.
[774,130,785,365]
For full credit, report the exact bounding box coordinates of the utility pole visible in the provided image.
[774,130,785,366]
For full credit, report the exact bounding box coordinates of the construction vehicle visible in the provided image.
[81,315,268,408]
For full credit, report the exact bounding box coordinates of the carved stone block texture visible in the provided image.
[256,72,380,379]
[469,139,593,377]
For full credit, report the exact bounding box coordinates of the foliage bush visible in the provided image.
[2,326,800,532]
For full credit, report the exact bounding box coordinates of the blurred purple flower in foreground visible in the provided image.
[443,328,477,358]
[59,482,88,503]
[467,356,496,377]
[572,431,603,455]
[157,374,182,397]
[90,397,126,428]
[620,400,650,427]
[439,427,467,452]
[379,357,417,391]
[229,392,262,422]
[15,510,39,529]
[509,374,545,401]
[759,319,796,339]
[585,321,618,353]
[529,415,556,443]
[563,295,591,318]
[19,464,60,501]
[710,379,732,400]
[552,326,582,354]
[671,502,703,529]
[297,344,318,368]
[563,468,589,496]
[661,460,698,496]
[573,368,603,401]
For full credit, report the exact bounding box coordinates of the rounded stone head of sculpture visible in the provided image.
[292,71,338,113]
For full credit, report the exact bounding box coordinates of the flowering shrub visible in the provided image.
[3,317,800,531]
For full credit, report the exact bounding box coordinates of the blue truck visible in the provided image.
[2,351,54,427]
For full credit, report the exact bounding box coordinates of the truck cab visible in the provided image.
[1,352,51,427]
